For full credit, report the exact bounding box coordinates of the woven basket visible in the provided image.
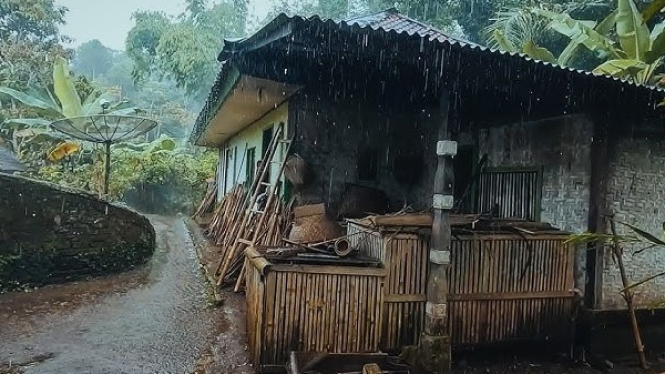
[288,213,343,244]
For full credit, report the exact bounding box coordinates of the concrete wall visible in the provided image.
[602,135,665,309]
[0,174,155,291]
[477,114,594,290]
[288,93,441,211]
[218,103,289,198]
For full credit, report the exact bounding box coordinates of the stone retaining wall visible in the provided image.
[0,173,156,291]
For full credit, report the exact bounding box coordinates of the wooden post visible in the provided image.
[103,141,111,195]
[608,217,648,369]
[418,89,454,373]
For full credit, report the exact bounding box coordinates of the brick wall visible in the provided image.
[477,114,594,289]
[0,174,156,291]
[602,136,665,309]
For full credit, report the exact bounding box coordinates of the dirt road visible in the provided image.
[0,216,252,374]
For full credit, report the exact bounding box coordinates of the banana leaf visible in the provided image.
[52,57,83,118]
[617,220,665,246]
[537,9,623,60]
[491,29,518,52]
[593,59,649,80]
[647,22,665,63]
[622,271,665,292]
[523,40,556,63]
[1,118,52,129]
[0,87,61,117]
[616,0,651,60]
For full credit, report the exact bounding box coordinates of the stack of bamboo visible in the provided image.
[204,184,294,286]
[218,194,294,286]
[205,185,246,243]
[192,181,217,220]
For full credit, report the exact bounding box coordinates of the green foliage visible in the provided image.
[125,0,247,99]
[37,137,218,213]
[0,0,70,96]
[0,0,67,44]
[125,11,171,85]
[568,217,665,307]
[484,0,665,86]
[74,40,115,78]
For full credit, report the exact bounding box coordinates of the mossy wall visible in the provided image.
[0,173,156,291]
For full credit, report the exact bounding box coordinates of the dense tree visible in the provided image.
[0,0,70,92]
[125,10,171,85]
[74,39,115,79]
[0,0,67,44]
[125,0,247,100]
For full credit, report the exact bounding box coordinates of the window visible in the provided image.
[262,126,274,182]
[224,148,232,193]
[358,147,379,181]
[245,147,256,185]
[477,167,542,221]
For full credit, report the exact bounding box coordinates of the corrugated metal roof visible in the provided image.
[191,9,665,145]
[343,8,476,46]
[321,12,665,94]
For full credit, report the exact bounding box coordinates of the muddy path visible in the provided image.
[0,216,252,374]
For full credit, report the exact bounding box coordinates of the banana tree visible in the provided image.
[535,0,665,85]
[487,6,619,66]
[0,57,140,167]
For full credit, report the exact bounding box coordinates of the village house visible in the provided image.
[190,8,665,370]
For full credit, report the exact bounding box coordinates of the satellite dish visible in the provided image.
[50,114,158,195]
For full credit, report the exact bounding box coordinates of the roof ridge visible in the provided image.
[343,8,395,22]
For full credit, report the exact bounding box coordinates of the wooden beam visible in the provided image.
[384,294,428,303]
[586,113,610,309]
[425,88,454,335]
[448,291,575,301]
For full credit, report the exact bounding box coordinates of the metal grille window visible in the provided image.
[477,167,542,221]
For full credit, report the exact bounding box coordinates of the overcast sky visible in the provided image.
[55,0,272,51]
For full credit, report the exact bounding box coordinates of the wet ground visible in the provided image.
[0,216,252,374]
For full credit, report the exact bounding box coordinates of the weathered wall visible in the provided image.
[478,114,593,232]
[477,114,594,289]
[0,174,155,291]
[217,103,289,198]
[602,136,665,309]
[288,92,441,211]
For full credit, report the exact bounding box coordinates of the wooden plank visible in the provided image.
[264,272,278,366]
[383,294,428,303]
[368,213,433,227]
[449,291,574,301]
[271,264,386,277]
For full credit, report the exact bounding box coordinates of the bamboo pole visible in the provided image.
[608,216,647,369]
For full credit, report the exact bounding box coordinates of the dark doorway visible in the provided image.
[262,126,274,156]
[261,126,274,191]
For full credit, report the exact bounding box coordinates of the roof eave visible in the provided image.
[217,14,295,62]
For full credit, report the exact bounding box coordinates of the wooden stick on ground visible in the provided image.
[608,216,648,370]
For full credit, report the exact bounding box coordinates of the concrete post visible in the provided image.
[418,89,454,373]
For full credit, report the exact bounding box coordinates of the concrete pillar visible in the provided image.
[418,90,454,373]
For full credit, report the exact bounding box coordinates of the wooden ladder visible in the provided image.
[215,124,293,287]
